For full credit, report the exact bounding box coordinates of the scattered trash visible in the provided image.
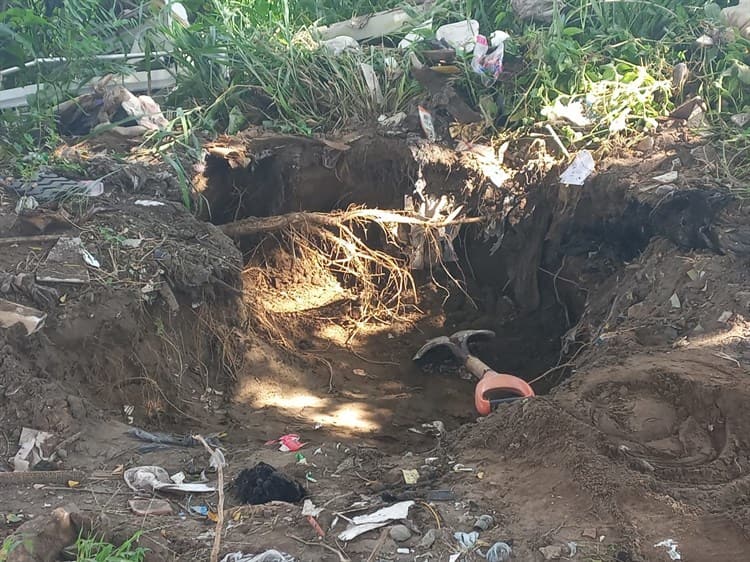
[135,199,166,207]
[542,99,592,128]
[37,236,90,284]
[686,269,705,281]
[378,112,408,131]
[295,453,308,465]
[402,469,420,484]
[539,542,577,560]
[15,195,38,213]
[266,433,306,452]
[426,489,455,502]
[389,524,412,542]
[8,171,105,203]
[321,35,359,56]
[352,368,368,377]
[396,547,412,554]
[418,105,438,141]
[220,551,295,562]
[486,542,512,562]
[305,471,318,483]
[654,538,681,560]
[80,247,100,268]
[723,0,750,39]
[234,462,306,505]
[436,20,480,52]
[128,428,220,448]
[471,31,509,85]
[418,528,440,549]
[653,171,679,184]
[317,6,426,42]
[301,499,323,517]
[473,514,494,531]
[455,531,479,550]
[669,293,681,309]
[560,150,595,185]
[13,427,55,471]
[190,505,209,517]
[129,499,173,516]
[0,298,47,336]
[452,464,474,473]
[124,466,215,493]
[718,310,733,323]
[337,500,414,541]
[731,112,750,127]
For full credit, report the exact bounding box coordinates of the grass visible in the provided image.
[75,531,148,562]
[1,0,749,201]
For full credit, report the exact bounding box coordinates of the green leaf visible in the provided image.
[562,27,584,36]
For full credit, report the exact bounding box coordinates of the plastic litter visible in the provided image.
[436,20,479,52]
[234,462,306,505]
[134,200,166,207]
[220,551,295,562]
[301,499,323,517]
[560,150,595,185]
[471,32,509,85]
[12,428,55,471]
[337,500,414,541]
[396,548,412,554]
[321,36,359,56]
[426,489,455,502]
[124,466,215,493]
[0,299,47,336]
[722,0,750,39]
[454,531,479,550]
[486,542,512,562]
[542,99,592,127]
[128,428,220,448]
[418,106,437,141]
[265,433,306,452]
[402,469,420,484]
[654,539,681,560]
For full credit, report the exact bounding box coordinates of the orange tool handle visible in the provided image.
[474,371,535,416]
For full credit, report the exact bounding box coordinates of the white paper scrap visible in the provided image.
[560,150,595,185]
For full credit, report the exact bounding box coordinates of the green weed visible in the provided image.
[75,531,148,562]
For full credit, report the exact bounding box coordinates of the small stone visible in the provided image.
[718,310,733,324]
[418,528,439,549]
[582,528,597,539]
[389,524,412,542]
[473,514,494,531]
[636,136,655,152]
[539,545,566,560]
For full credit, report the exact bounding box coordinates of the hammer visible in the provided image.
[413,329,535,415]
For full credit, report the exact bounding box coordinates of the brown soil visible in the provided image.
[1,131,749,562]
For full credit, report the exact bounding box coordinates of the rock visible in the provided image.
[473,514,494,531]
[418,528,440,549]
[636,136,655,153]
[389,524,412,542]
[539,545,566,560]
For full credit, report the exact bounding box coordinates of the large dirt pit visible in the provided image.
[1,132,749,561]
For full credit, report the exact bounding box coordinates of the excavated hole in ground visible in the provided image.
[193,135,718,447]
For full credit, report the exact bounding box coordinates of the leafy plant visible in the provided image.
[75,531,148,562]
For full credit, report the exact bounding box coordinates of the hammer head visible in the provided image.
[412,329,496,361]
